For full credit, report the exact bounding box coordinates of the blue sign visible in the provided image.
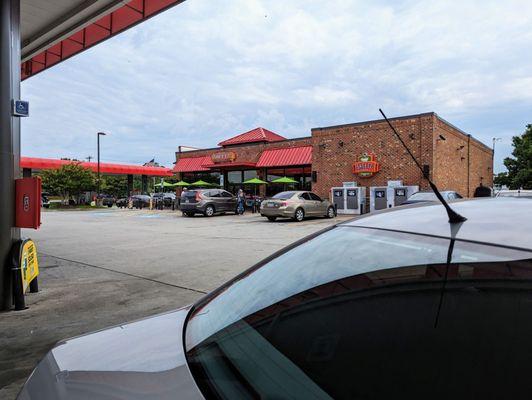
[13,100,29,117]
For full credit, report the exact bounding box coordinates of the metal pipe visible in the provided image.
[0,0,21,310]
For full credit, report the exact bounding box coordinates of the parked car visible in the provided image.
[260,190,335,222]
[102,196,115,207]
[401,190,462,205]
[495,189,532,198]
[130,194,151,208]
[180,189,237,217]
[153,192,176,207]
[17,198,532,399]
[115,198,128,208]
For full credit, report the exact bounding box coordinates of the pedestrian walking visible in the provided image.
[237,188,245,215]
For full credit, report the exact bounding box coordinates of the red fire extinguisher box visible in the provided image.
[15,177,42,229]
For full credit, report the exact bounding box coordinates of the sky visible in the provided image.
[21,0,532,172]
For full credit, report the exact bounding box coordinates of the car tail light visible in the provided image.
[281,201,288,207]
[195,192,202,202]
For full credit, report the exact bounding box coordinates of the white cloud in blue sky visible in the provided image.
[21,0,532,172]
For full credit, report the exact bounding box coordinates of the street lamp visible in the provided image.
[97,132,107,202]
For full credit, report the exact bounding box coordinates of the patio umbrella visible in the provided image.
[243,177,268,196]
[155,181,175,189]
[271,176,298,192]
[171,180,190,187]
[190,180,215,187]
[270,176,298,184]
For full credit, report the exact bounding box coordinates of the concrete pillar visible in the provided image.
[0,0,21,310]
[127,174,133,197]
[141,175,148,194]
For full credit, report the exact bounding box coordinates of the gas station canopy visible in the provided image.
[21,156,174,176]
[21,0,184,80]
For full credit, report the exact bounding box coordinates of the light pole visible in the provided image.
[97,132,107,202]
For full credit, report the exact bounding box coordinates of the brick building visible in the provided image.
[174,112,493,200]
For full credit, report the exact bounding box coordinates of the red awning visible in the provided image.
[204,162,257,169]
[173,156,211,172]
[21,157,173,177]
[256,146,312,168]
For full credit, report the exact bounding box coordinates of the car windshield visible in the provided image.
[409,192,437,201]
[272,191,296,200]
[184,227,531,399]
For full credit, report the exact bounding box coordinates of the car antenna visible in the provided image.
[379,109,467,223]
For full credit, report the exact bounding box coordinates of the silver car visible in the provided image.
[17,198,532,399]
[260,190,336,222]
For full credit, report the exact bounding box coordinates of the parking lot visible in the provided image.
[0,208,351,397]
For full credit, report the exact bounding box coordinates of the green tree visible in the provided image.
[101,175,128,198]
[41,163,96,203]
[501,124,532,189]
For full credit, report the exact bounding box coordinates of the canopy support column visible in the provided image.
[0,0,21,310]
[141,175,147,194]
[127,174,133,197]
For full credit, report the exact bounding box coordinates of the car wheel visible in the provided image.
[267,216,277,222]
[205,205,215,217]
[326,206,335,218]
[294,208,305,222]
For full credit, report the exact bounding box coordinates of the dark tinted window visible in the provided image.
[309,192,322,201]
[300,192,311,200]
[185,227,532,399]
[182,190,197,198]
[221,191,233,198]
[272,191,296,200]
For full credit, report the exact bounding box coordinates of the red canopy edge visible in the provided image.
[173,156,211,172]
[21,0,185,81]
[256,146,312,168]
[21,157,173,177]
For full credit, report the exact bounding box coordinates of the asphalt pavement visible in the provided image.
[0,208,351,398]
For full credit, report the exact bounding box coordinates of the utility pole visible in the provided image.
[97,132,107,203]
[86,155,93,162]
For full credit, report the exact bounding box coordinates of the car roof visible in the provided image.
[344,198,532,250]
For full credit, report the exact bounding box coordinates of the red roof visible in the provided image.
[256,146,313,168]
[20,157,173,177]
[218,127,286,147]
[173,156,211,172]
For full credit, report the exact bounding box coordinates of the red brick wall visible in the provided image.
[311,114,435,199]
[433,117,493,197]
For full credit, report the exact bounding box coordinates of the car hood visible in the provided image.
[17,306,205,400]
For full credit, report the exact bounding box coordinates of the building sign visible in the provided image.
[353,153,380,177]
[20,239,39,294]
[211,151,237,163]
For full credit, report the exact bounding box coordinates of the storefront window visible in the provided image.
[266,166,311,196]
[243,170,258,181]
[182,172,220,185]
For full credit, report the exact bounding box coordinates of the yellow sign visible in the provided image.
[20,239,39,293]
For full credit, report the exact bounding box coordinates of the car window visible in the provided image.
[273,191,296,200]
[209,190,221,198]
[300,192,311,200]
[221,191,233,198]
[409,192,436,201]
[185,227,531,400]
[309,192,322,201]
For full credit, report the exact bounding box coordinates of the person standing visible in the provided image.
[237,188,245,215]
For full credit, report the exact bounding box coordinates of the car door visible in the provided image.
[309,192,326,215]
[208,190,225,211]
[299,192,315,215]
[220,190,236,211]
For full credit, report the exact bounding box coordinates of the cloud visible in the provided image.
[21,0,532,172]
